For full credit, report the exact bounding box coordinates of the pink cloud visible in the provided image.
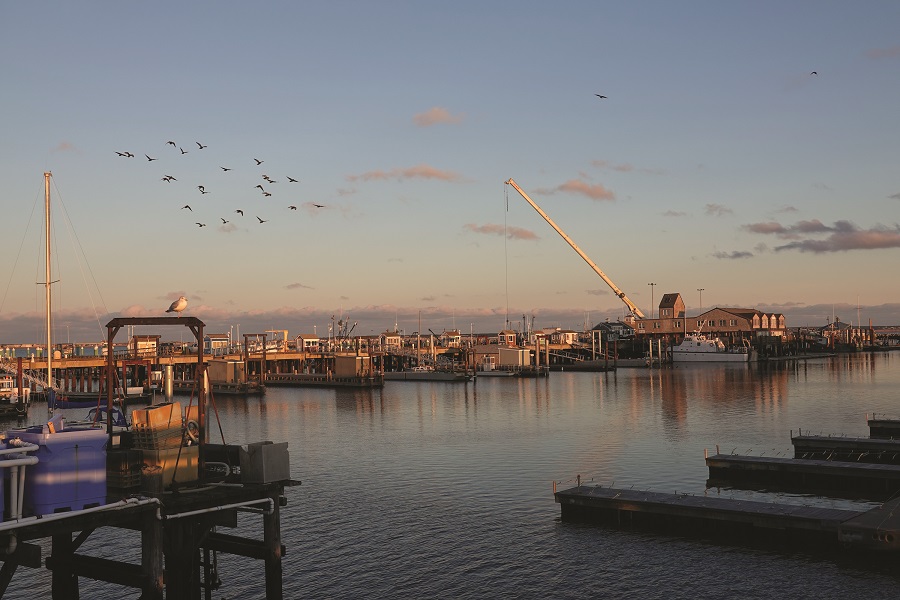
[412,107,464,127]
[346,164,462,182]
[551,179,615,201]
[705,203,733,217]
[464,223,539,240]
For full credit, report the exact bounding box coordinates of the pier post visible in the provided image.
[50,533,78,599]
[264,489,284,600]
[142,509,164,599]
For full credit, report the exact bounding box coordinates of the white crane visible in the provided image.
[505,178,645,320]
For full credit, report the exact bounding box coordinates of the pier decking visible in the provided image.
[792,434,900,465]
[555,485,900,552]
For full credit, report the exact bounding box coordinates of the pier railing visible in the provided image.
[0,356,59,391]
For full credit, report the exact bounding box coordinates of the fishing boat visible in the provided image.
[671,331,752,363]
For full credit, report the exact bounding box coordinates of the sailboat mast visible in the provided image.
[44,172,52,393]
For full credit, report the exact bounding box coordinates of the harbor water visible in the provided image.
[3,353,900,598]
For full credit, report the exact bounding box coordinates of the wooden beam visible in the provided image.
[46,554,148,589]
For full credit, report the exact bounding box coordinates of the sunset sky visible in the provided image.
[2,2,899,343]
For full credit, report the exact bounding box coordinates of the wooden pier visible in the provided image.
[0,317,296,599]
[555,485,900,552]
[705,453,900,501]
[868,416,900,440]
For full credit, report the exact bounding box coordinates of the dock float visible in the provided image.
[554,485,900,552]
[706,453,900,500]
[867,416,900,440]
[792,435,900,465]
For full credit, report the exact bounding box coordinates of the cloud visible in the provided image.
[586,289,608,296]
[748,218,900,253]
[866,45,900,59]
[662,210,686,217]
[346,164,462,183]
[889,192,900,200]
[776,205,799,214]
[705,203,733,217]
[219,222,237,233]
[592,160,664,175]
[537,179,615,201]
[412,106,464,127]
[464,223,538,240]
[52,142,76,153]
[812,182,833,191]
[711,250,753,260]
[285,283,314,290]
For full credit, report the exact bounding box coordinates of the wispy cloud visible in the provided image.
[537,179,615,201]
[776,205,799,214]
[52,141,76,153]
[346,164,462,182]
[586,289,608,296]
[746,219,900,253]
[592,159,664,175]
[705,203,733,217]
[889,192,900,200]
[866,45,900,59]
[464,223,538,241]
[662,210,686,217]
[412,106,464,127]
[711,250,753,260]
[285,282,314,290]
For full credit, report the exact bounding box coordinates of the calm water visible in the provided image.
[3,353,900,598]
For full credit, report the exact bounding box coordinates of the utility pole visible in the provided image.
[647,283,656,318]
[697,288,705,313]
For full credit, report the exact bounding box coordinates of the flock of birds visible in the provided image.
[115,141,326,228]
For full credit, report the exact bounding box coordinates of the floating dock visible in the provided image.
[555,485,900,552]
[868,416,900,440]
[706,453,900,500]
[792,434,900,465]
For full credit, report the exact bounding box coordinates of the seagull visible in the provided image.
[255,184,265,191]
[167,141,176,147]
[195,222,206,227]
[198,185,205,192]
[288,205,297,210]
[595,94,607,99]
[221,218,229,224]
[221,166,232,171]
[124,152,134,158]
[162,175,176,182]
[196,141,207,149]
[287,176,299,183]
[256,216,268,223]
[182,205,192,211]
[312,203,325,208]
[810,71,817,75]
[235,209,244,216]
[262,192,272,197]
[115,151,128,157]
[254,158,264,165]
[146,154,157,161]
[166,296,188,316]
[180,147,188,155]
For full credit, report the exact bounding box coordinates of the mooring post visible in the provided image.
[142,509,164,600]
[50,532,78,599]
[577,474,581,488]
[264,488,284,600]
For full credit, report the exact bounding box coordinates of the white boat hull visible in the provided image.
[672,351,750,363]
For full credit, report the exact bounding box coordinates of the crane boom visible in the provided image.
[505,178,645,320]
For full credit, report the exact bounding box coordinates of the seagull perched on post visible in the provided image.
[166,296,188,316]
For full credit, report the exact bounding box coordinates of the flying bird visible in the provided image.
[115,151,128,157]
[312,203,325,208]
[289,205,297,210]
[195,222,206,227]
[182,205,192,211]
[810,71,817,75]
[262,192,272,197]
[167,141,176,147]
[180,147,188,155]
[235,209,244,216]
[256,216,268,223]
[254,158,264,165]
[196,141,207,149]
[221,166,232,171]
[162,175,176,182]
[595,94,607,98]
[255,184,265,191]
[287,176,299,183]
[146,154,157,161]
[125,152,134,158]
[221,218,229,224]
[166,296,188,316]
[198,185,205,192]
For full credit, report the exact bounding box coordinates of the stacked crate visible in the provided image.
[106,449,143,490]
[131,402,199,488]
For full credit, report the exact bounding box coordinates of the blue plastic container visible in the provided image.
[6,423,107,516]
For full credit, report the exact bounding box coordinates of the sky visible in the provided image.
[2,2,899,343]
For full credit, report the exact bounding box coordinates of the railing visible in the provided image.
[0,356,59,390]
